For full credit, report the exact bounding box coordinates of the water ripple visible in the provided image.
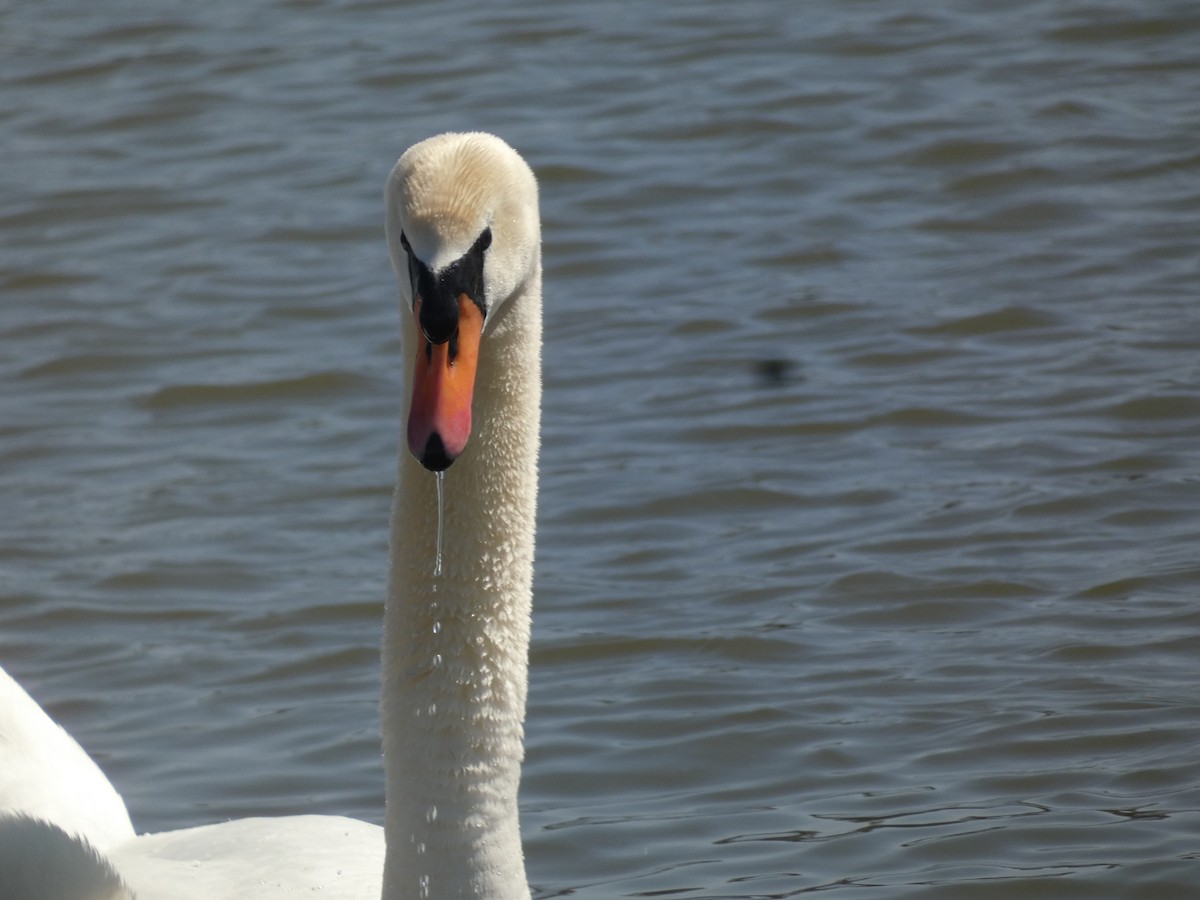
[2,0,1199,897]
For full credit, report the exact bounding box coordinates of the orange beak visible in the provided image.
[406,295,483,470]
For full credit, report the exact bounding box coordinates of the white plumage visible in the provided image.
[0,132,543,900]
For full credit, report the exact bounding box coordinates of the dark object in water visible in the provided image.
[756,357,796,386]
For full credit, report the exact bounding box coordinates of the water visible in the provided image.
[2,1,1199,896]
[434,470,444,579]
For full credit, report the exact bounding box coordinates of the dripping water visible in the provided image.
[421,473,445,900]
[434,469,446,578]
[430,471,444,716]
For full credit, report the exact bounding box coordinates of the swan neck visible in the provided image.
[382,278,540,900]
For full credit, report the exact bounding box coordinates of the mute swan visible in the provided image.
[0,815,134,900]
[0,131,542,900]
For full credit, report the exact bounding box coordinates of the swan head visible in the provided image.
[385,132,540,471]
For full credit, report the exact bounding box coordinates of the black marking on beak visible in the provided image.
[420,433,453,472]
[401,227,493,346]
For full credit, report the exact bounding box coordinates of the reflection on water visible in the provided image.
[2,1,1199,897]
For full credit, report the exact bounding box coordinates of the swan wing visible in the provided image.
[0,665,135,851]
[0,814,134,900]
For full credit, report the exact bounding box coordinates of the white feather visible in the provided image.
[0,132,542,900]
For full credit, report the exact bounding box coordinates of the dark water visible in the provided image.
[2,1,1199,896]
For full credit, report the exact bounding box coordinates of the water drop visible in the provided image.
[432,620,441,635]
[432,653,442,668]
[433,470,446,577]
[419,873,430,899]
[426,804,438,824]
[427,702,437,716]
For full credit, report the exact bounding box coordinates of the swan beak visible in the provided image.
[407,295,483,471]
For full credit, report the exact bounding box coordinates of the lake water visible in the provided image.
[2,1,1199,896]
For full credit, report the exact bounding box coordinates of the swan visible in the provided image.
[0,131,542,900]
[0,815,134,900]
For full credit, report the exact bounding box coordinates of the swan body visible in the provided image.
[0,665,133,852]
[0,132,541,900]
[0,815,133,900]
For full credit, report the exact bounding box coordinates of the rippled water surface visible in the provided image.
[3,1,1200,896]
